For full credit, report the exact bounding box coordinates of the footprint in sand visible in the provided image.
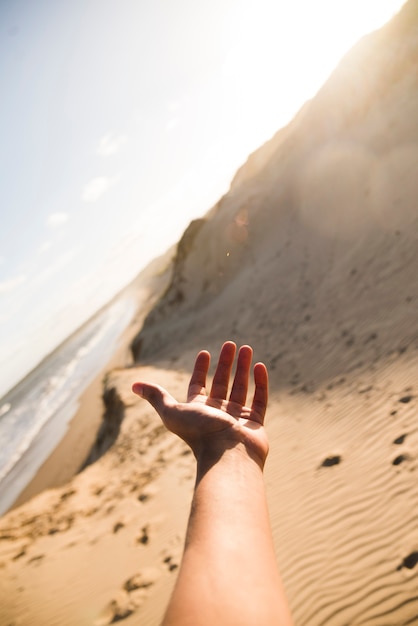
[160,536,182,573]
[137,484,159,503]
[113,522,125,534]
[393,434,407,445]
[12,546,28,561]
[95,567,160,625]
[136,525,150,545]
[319,455,342,468]
[27,554,45,566]
[94,591,134,625]
[163,555,179,572]
[399,395,414,404]
[392,454,410,466]
[60,489,76,501]
[123,568,160,592]
[397,551,418,572]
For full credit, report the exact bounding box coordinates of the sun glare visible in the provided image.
[219,0,405,156]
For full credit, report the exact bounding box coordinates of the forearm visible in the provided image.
[162,445,293,626]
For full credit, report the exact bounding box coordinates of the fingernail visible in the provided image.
[132,383,143,397]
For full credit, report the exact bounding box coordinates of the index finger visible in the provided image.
[187,350,211,400]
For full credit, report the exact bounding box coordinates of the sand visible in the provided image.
[1,3,418,625]
[1,358,417,625]
[0,364,193,626]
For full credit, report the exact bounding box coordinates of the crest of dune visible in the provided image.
[133,0,418,388]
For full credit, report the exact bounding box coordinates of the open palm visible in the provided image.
[132,342,270,467]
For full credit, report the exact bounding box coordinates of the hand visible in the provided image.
[132,341,269,468]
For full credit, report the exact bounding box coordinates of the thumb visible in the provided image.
[132,381,177,417]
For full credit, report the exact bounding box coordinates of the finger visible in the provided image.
[209,341,236,400]
[229,345,252,406]
[132,382,177,418]
[250,362,268,423]
[187,350,211,400]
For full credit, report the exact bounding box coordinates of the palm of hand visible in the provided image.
[133,342,270,465]
[174,393,270,465]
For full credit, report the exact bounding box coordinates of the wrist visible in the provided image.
[194,438,267,477]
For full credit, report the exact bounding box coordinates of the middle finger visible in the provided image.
[209,341,236,400]
[229,345,252,406]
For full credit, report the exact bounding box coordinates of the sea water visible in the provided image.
[0,293,137,515]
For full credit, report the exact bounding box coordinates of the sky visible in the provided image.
[0,0,406,396]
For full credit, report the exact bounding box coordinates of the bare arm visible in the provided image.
[132,341,293,626]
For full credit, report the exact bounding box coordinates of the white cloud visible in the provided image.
[47,212,69,228]
[82,175,119,203]
[97,132,127,157]
[0,274,27,295]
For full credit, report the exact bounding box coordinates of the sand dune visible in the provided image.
[1,2,418,624]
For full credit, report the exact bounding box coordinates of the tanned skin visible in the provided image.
[132,341,293,626]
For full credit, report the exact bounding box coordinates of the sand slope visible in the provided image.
[1,2,418,624]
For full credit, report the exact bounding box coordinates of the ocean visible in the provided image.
[0,293,137,515]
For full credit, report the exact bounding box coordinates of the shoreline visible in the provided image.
[10,363,107,511]
[6,256,173,514]
[8,297,146,513]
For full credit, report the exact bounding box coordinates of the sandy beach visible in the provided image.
[1,3,418,624]
[1,354,417,625]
